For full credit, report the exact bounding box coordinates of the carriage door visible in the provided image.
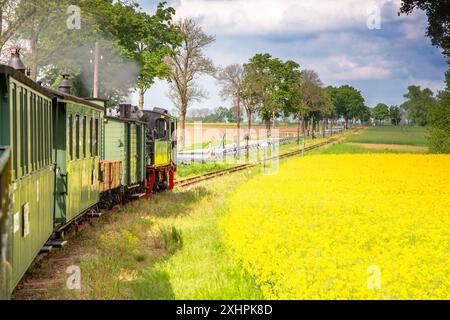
[53,102,67,225]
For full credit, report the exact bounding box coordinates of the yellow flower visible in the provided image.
[222,154,450,299]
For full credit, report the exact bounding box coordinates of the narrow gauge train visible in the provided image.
[0,49,177,299]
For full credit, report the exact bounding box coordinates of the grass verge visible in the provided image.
[14,169,263,300]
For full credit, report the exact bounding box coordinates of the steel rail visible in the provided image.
[174,129,360,188]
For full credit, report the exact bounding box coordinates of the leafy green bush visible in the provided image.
[428,91,450,153]
[160,226,183,253]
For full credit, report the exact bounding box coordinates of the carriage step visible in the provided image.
[40,246,53,253]
[46,240,68,248]
[131,193,147,199]
[88,212,102,217]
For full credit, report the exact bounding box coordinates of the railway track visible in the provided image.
[13,129,360,299]
[174,129,359,188]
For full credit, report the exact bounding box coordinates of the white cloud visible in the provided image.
[305,55,392,81]
[171,0,404,35]
[400,21,427,41]
[407,78,446,93]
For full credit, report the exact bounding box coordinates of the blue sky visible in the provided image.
[134,0,448,114]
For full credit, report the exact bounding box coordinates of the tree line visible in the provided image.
[0,0,184,109]
[1,0,448,153]
[399,0,450,153]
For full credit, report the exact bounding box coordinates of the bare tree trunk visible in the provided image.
[0,7,5,52]
[311,117,315,139]
[138,88,145,111]
[271,111,276,150]
[179,101,188,149]
[29,25,39,81]
[246,113,251,159]
[93,42,100,98]
[297,113,301,145]
[322,119,326,138]
[266,120,271,140]
[301,116,306,157]
[272,111,276,132]
[236,91,241,159]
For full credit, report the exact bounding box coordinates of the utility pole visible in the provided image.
[93,42,100,98]
[236,89,241,160]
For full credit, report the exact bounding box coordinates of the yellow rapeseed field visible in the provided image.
[222,154,450,299]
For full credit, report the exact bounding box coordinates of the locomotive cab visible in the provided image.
[142,108,177,193]
[143,108,177,167]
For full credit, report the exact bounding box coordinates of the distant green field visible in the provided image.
[346,126,427,146]
[184,122,298,127]
[311,141,420,155]
[175,162,235,179]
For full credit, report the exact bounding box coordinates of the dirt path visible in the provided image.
[348,143,428,152]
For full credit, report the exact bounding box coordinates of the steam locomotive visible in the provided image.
[0,48,177,299]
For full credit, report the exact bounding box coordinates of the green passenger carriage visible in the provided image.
[102,104,147,201]
[0,48,178,299]
[52,82,104,228]
[0,62,56,293]
[0,146,11,300]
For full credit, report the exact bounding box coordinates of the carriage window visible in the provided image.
[75,115,80,159]
[20,87,26,175]
[170,120,175,139]
[82,116,87,158]
[42,99,49,167]
[12,84,17,179]
[89,117,93,157]
[30,93,35,171]
[156,119,167,139]
[69,114,73,160]
[48,101,53,165]
[24,89,29,172]
[93,118,99,156]
[38,97,43,168]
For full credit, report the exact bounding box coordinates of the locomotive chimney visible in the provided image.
[7,46,26,74]
[58,74,71,94]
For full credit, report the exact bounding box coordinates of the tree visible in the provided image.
[399,1,450,60]
[298,70,323,139]
[389,105,402,125]
[427,73,450,153]
[245,54,301,140]
[372,103,389,125]
[166,18,216,148]
[0,0,38,52]
[216,64,244,157]
[360,105,372,124]
[245,54,280,138]
[112,1,183,110]
[329,85,366,129]
[400,85,435,126]
[241,64,262,137]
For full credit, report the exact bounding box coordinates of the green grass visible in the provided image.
[346,125,427,146]
[175,162,235,179]
[21,170,263,300]
[310,141,412,155]
[181,140,233,151]
[310,126,429,155]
